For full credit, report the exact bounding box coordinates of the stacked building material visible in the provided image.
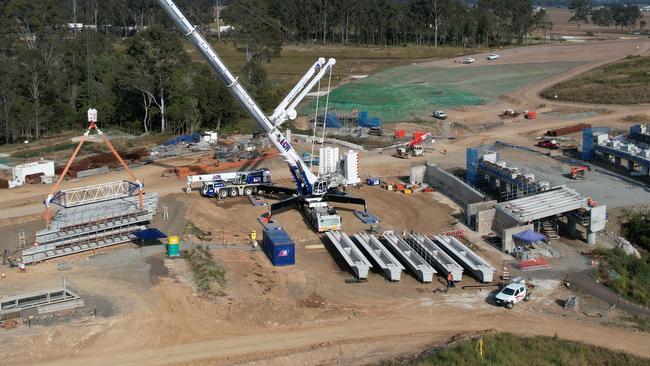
[22,193,159,264]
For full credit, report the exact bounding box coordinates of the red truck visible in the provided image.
[537,139,559,149]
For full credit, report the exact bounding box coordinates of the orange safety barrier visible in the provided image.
[442,229,467,238]
[518,256,551,271]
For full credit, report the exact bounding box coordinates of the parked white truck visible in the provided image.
[494,282,531,309]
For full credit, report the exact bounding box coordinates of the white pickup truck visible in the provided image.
[494,282,531,309]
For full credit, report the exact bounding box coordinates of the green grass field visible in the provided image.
[541,55,650,104]
[381,333,648,366]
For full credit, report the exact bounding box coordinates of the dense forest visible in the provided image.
[0,0,640,143]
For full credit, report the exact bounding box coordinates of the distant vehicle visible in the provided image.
[487,53,499,60]
[368,126,384,136]
[537,140,559,149]
[433,111,447,120]
[494,282,530,309]
[462,57,475,64]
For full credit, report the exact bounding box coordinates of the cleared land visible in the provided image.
[541,55,650,104]
[189,43,478,87]
[2,39,650,366]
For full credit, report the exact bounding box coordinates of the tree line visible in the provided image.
[569,1,644,33]
[226,0,551,62]
[0,0,551,144]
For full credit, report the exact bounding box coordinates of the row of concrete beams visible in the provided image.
[479,161,543,191]
[382,231,435,283]
[595,145,650,169]
[354,232,405,281]
[497,187,588,223]
[325,231,373,280]
[434,235,495,283]
[406,233,463,281]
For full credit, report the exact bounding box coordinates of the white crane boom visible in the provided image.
[157,0,331,196]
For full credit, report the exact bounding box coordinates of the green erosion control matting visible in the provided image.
[302,61,582,123]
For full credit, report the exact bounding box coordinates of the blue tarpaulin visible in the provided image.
[164,133,201,146]
[512,229,546,243]
[132,228,168,240]
[358,111,381,128]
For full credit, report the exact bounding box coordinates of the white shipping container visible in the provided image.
[12,161,55,183]
[318,147,339,176]
[343,150,361,185]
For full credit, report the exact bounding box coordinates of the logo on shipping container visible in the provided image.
[275,134,291,152]
[278,250,289,257]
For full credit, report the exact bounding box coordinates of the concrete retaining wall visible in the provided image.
[412,163,485,209]
[477,208,497,235]
[466,200,497,231]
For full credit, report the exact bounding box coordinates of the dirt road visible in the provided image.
[35,308,650,366]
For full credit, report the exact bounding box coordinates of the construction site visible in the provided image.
[0,2,650,366]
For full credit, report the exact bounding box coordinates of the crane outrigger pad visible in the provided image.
[353,210,380,224]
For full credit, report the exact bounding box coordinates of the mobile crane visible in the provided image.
[187,169,272,198]
[157,0,366,232]
[396,132,434,159]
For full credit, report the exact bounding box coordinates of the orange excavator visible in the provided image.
[570,166,590,180]
[43,108,143,226]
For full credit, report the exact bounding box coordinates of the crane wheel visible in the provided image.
[244,187,254,196]
[230,188,238,197]
[219,190,228,199]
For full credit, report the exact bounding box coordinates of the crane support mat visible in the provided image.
[353,210,380,224]
[249,195,268,206]
[325,231,373,280]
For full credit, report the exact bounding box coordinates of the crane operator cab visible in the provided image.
[312,180,330,196]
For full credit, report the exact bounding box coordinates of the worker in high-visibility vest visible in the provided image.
[250,230,257,247]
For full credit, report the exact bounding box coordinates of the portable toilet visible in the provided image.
[167,236,180,257]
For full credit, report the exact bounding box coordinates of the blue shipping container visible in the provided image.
[263,228,295,266]
[366,178,380,186]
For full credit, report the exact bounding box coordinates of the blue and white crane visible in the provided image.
[157,0,366,231]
